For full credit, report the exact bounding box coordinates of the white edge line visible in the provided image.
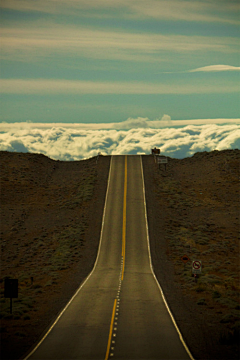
[140,155,195,360]
[24,156,113,360]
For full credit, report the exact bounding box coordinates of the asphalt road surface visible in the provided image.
[25,155,193,360]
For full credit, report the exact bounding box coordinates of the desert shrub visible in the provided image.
[197,298,206,305]
[217,298,239,309]
[34,289,43,294]
[3,314,13,320]
[220,313,236,324]
[204,274,222,285]
[195,238,209,245]
[0,312,6,319]
[212,290,221,299]
[44,280,53,287]
[13,315,21,320]
[32,284,42,289]
[14,331,27,337]
[219,327,240,345]
[196,286,206,293]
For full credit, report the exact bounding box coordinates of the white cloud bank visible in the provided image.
[0,122,239,160]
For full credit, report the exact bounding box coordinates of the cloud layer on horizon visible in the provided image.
[0,123,239,160]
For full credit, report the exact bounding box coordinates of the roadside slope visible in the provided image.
[0,152,110,360]
[142,150,240,360]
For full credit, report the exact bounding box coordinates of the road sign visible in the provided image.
[157,157,168,164]
[181,255,190,264]
[152,148,160,155]
[4,279,18,298]
[192,260,202,274]
[4,278,18,314]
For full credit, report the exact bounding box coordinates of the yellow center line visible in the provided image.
[121,155,127,281]
[105,298,117,360]
[105,156,127,360]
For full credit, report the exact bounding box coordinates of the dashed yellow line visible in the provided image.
[105,298,117,360]
[121,155,127,281]
[105,156,127,360]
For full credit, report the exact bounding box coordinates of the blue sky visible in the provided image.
[0,0,239,125]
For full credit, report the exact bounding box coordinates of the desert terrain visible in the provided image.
[142,150,239,360]
[0,152,110,359]
[0,149,239,360]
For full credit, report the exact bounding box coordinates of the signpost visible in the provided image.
[157,157,168,164]
[181,255,190,270]
[192,260,202,282]
[192,260,202,274]
[181,255,190,264]
[4,278,18,314]
[152,148,160,155]
[157,156,168,170]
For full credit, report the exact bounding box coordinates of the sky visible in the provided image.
[0,0,239,159]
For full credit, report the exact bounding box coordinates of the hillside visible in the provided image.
[0,152,110,359]
[1,150,240,360]
[142,149,240,360]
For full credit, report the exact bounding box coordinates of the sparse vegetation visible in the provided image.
[143,149,240,360]
[0,151,110,360]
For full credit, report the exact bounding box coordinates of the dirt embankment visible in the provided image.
[142,149,240,360]
[0,152,110,360]
[0,150,239,360]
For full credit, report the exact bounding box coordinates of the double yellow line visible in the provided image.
[105,299,117,360]
[105,156,127,360]
[121,155,127,281]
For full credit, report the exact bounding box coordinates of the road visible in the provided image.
[25,155,193,360]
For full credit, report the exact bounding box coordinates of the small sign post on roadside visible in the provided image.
[181,255,190,264]
[181,255,190,270]
[192,260,202,274]
[192,260,202,283]
[4,278,18,314]
[152,147,160,155]
[157,156,168,170]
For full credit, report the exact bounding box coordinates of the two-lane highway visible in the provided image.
[111,156,192,359]
[25,155,193,360]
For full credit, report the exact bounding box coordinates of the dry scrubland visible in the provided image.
[142,149,240,360]
[154,151,239,317]
[0,150,240,360]
[0,152,110,360]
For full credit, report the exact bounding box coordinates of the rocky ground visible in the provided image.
[0,149,239,360]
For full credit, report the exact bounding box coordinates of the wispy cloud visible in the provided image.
[1,78,239,95]
[127,0,240,24]
[189,65,240,72]
[1,0,239,24]
[1,26,239,64]
[0,123,239,160]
